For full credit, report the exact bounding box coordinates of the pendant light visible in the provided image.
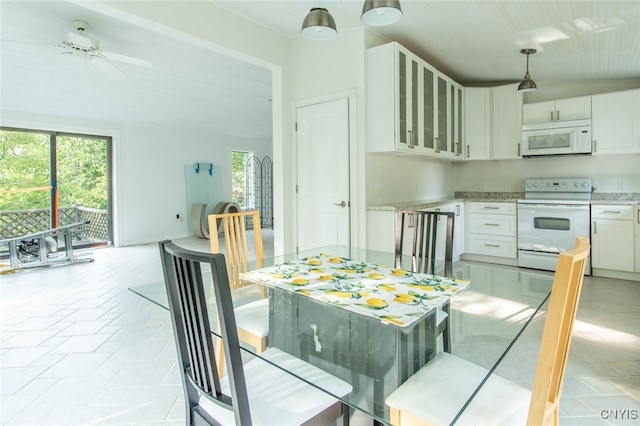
[301,8,338,41]
[518,48,537,92]
[361,0,402,26]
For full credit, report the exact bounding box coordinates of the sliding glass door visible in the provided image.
[0,128,112,246]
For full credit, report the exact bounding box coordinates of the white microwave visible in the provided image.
[521,119,592,157]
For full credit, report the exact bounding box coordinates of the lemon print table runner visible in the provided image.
[241,253,470,329]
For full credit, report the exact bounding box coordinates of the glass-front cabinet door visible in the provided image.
[397,49,421,151]
[422,65,435,153]
[436,74,449,155]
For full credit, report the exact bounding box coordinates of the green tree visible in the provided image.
[0,129,108,211]
[232,151,248,207]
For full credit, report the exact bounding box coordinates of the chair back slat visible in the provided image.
[209,210,264,289]
[527,236,590,425]
[160,240,253,425]
[395,210,454,276]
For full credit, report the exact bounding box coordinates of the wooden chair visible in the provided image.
[208,210,268,376]
[395,210,455,353]
[385,236,590,426]
[159,240,352,425]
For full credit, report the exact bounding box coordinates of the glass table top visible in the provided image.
[130,244,553,425]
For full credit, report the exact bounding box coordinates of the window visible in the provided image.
[231,150,250,208]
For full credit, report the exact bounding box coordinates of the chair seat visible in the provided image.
[235,298,269,338]
[386,352,530,426]
[200,347,352,425]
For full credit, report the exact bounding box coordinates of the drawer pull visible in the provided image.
[484,244,501,248]
[483,223,500,226]
[601,210,621,214]
[483,207,500,210]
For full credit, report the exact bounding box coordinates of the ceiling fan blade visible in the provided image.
[33,53,69,68]
[90,57,126,79]
[102,50,153,69]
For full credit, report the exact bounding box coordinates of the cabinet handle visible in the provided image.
[593,140,597,153]
[434,137,440,153]
[593,221,597,234]
[408,130,414,149]
[550,111,554,121]
[455,205,460,216]
[637,209,640,224]
[517,143,521,157]
[556,110,560,121]
[466,145,470,158]
[484,244,500,248]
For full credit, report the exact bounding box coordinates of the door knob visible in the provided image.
[334,201,347,207]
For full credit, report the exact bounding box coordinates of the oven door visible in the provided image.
[517,202,591,273]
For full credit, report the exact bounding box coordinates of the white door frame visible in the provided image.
[292,90,359,251]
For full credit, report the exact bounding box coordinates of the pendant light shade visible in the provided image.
[518,48,537,92]
[361,0,402,26]
[301,8,337,41]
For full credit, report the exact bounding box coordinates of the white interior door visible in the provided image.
[296,98,350,251]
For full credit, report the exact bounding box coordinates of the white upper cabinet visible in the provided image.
[367,42,464,160]
[492,83,523,159]
[464,84,523,161]
[464,87,491,160]
[522,96,591,125]
[367,43,421,154]
[592,89,640,155]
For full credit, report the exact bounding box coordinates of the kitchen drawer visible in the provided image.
[469,213,517,236]
[591,205,634,220]
[467,235,517,258]
[468,202,516,215]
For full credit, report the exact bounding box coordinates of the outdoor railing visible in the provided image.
[0,206,109,241]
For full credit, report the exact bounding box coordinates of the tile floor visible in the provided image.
[1,239,639,425]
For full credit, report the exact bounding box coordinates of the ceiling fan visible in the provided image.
[45,20,154,78]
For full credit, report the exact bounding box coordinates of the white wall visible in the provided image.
[454,154,640,194]
[366,155,455,204]
[0,110,270,246]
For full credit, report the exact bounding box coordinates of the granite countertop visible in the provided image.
[590,193,640,205]
[368,192,640,210]
[367,197,464,211]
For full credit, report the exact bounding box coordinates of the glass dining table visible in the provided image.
[129,244,554,425]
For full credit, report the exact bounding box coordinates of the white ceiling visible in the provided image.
[1,1,639,141]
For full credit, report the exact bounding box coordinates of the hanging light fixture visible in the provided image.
[301,8,338,41]
[518,48,537,92]
[361,0,402,26]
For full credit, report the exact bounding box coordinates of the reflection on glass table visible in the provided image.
[129,244,553,425]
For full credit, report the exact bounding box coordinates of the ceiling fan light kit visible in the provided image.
[518,48,538,92]
[361,0,403,26]
[301,8,338,40]
[301,0,402,40]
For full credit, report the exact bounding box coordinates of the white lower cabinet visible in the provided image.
[464,201,517,260]
[591,205,635,272]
